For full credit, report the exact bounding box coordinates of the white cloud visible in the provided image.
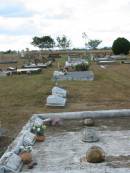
[0,0,130,50]
[0,35,34,51]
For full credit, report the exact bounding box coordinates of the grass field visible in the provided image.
[1,56,130,155]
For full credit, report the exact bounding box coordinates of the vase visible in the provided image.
[36,135,45,142]
[19,152,32,164]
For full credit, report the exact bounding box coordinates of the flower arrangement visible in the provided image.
[31,124,46,136]
[19,146,32,154]
[19,146,32,164]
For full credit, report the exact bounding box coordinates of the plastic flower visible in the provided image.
[31,124,46,136]
[19,146,24,150]
[37,128,41,132]
[19,146,32,153]
[32,126,36,130]
[43,125,46,129]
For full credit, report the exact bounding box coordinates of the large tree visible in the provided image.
[56,35,71,49]
[31,36,55,49]
[112,37,130,55]
[88,39,102,50]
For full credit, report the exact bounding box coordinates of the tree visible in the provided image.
[31,36,55,50]
[112,37,130,55]
[88,39,102,50]
[56,35,71,49]
[82,32,89,50]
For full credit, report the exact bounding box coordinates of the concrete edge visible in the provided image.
[32,109,130,120]
[1,109,130,170]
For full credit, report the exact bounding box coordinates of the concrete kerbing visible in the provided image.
[32,109,130,120]
[1,108,130,172]
[0,119,33,172]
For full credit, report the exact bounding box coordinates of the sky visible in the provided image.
[0,0,130,50]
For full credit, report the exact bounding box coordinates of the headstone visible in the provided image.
[82,128,99,142]
[52,86,67,98]
[46,95,66,107]
[53,71,64,77]
[6,153,22,170]
[0,128,7,137]
[0,152,22,172]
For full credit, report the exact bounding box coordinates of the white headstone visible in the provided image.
[52,87,67,98]
[46,95,66,107]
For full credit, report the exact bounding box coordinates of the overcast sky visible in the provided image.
[0,0,130,50]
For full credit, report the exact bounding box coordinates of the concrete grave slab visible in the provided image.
[1,110,130,173]
[21,130,130,173]
[53,71,94,81]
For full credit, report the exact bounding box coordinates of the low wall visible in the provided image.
[33,109,130,119]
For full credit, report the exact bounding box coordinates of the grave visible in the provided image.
[22,61,52,69]
[1,110,130,173]
[15,68,42,75]
[52,86,67,98]
[46,95,66,107]
[0,71,8,77]
[53,71,94,81]
[97,60,117,65]
[121,60,130,64]
[110,55,127,60]
[81,128,99,142]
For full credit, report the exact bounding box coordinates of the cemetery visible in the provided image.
[1,0,130,172]
[0,51,130,173]
[0,52,53,77]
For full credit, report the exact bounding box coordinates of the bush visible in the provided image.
[75,62,90,71]
[112,37,130,55]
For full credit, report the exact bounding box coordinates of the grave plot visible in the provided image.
[1,110,130,173]
[53,71,94,81]
[95,55,128,65]
[53,56,94,81]
[21,118,130,173]
[46,86,67,107]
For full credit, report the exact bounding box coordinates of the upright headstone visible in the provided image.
[82,128,99,142]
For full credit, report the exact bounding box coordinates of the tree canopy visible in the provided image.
[88,39,102,49]
[56,35,71,49]
[112,37,130,55]
[31,36,55,49]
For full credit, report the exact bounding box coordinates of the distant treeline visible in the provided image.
[0,50,18,54]
[0,47,112,55]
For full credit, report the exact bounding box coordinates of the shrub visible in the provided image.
[112,37,130,55]
[75,62,90,71]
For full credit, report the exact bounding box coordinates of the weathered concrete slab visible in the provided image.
[97,60,117,65]
[52,87,67,98]
[21,169,130,173]
[53,71,94,81]
[111,55,127,60]
[0,72,8,77]
[22,130,130,173]
[122,60,130,64]
[1,110,130,173]
[46,95,67,107]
